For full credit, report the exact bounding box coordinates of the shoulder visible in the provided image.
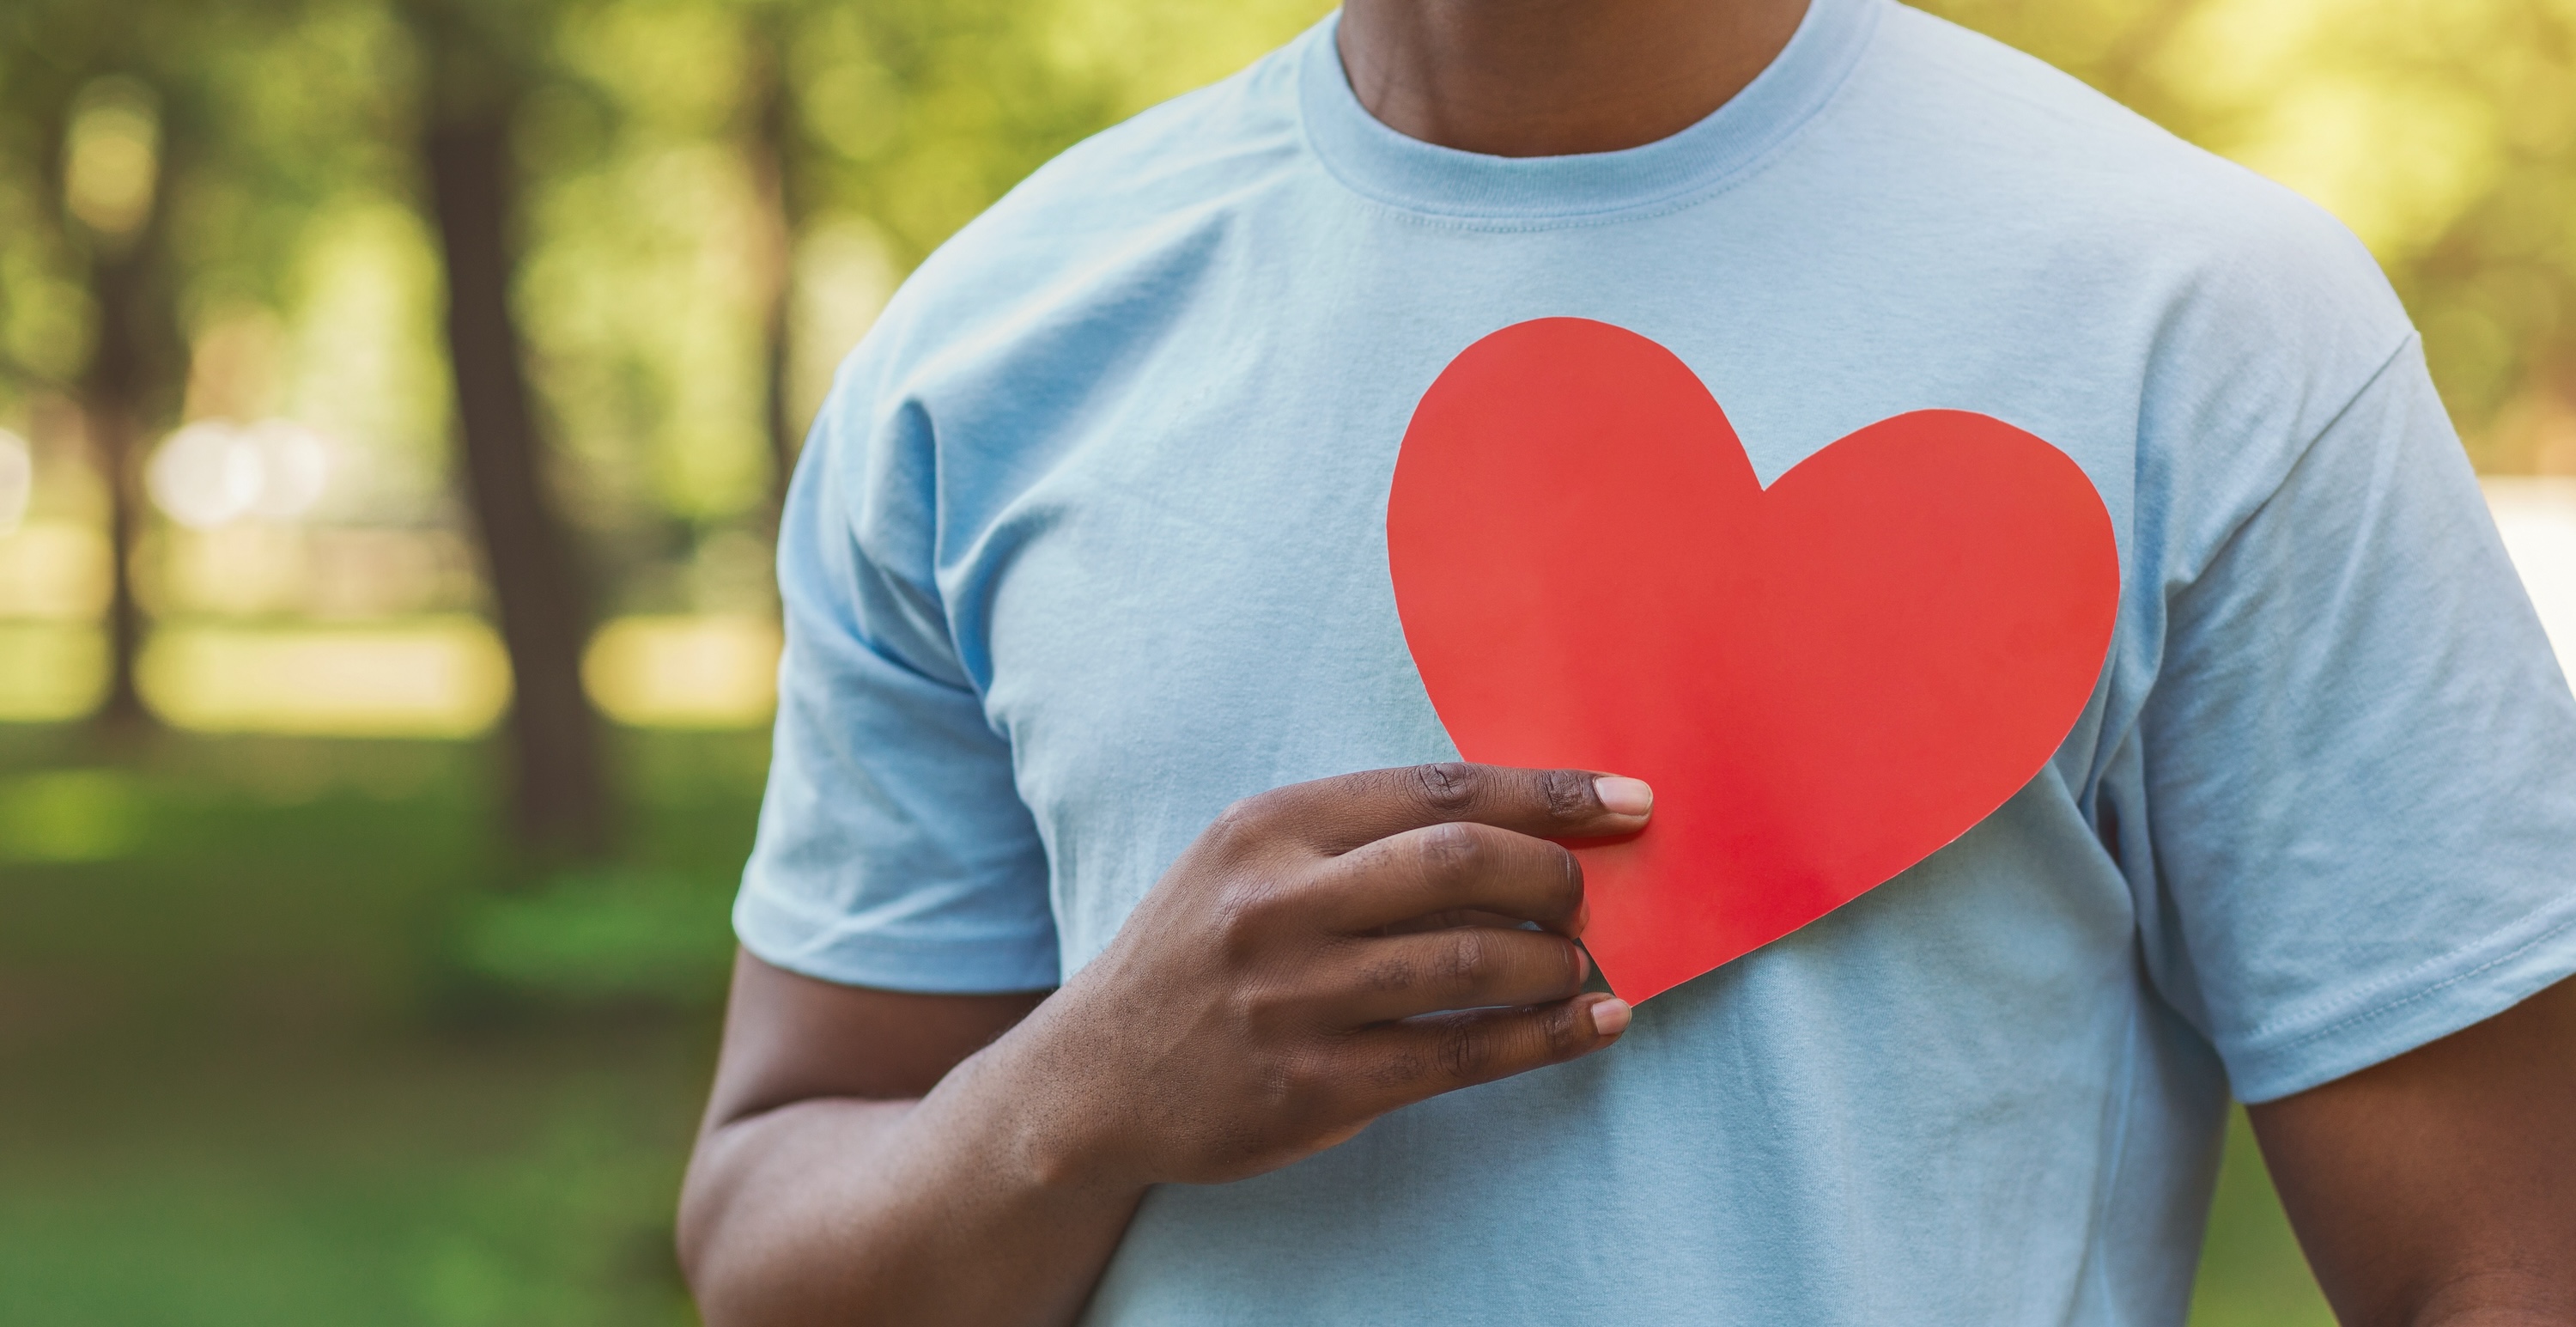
[1804,6,2429,572]
[1846,3,2408,352]
[1827,4,2417,502]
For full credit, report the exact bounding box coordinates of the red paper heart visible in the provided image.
[1387,318,2118,1001]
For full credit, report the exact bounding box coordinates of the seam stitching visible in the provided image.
[2245,899,2576,1060]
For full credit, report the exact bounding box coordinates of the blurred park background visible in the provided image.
[4,0,2576,1322]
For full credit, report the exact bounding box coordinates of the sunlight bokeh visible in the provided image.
[136,618,512,738]
[1,3,2570,1321]
[0,623,107,723]
[7,486,2573,736]
[582,613,781,730]
[2,0,2562,742]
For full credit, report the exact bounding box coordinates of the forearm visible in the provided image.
[678,769,1644,1323]
[679,1040,1147,1327]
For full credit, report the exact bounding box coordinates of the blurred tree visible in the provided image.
[732,0,1309,490]
[0,3,198,740]
[58,76,182,741]
[402,0,611,858]
[741,4,804,527]
[9,0,2564,777]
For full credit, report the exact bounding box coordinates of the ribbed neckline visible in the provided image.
[1297,0,1881,224]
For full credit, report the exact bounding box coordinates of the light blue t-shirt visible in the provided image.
[736,2,2576,1322]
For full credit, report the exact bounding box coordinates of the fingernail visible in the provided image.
[1572,947,1591,985]
[1589,998,1632,1037]
[1593,776,1653,816]
[1572,899,1591,936]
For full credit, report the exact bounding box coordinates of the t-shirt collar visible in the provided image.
[1297,0,1881,224]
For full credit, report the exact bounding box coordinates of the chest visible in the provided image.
[925,241,2152,960]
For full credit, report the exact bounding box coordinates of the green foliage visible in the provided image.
[0,730,734,1323]
[1923,0,2576,470]
[5,0,2574,637]
[0,1022,706,1327]
[0,728,2330,1324]
[2190,1111,2337,1327]
[0,4,2513,1321]
[459,865,735,1006]
[0,766,142,861]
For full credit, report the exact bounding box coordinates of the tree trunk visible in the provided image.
[745,23,801,530]
[82,254,153,736]
[422,105,609,859]
[64,85,184,747]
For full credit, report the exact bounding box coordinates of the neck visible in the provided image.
[1335,0,1812,158]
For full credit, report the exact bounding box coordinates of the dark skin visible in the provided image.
[680,3,2576,1323]
[1334,0,1810,157]
[683,764,1648,1324]
[682,770,2576,1327]
[2252,977,2576,1325]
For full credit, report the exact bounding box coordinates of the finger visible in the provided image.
[1312,820,1586,934]
[1346,995,1634,1115]
[1327,925,1590,1025]
[1235,762,1652,857]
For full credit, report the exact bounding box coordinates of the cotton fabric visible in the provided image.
[737,2,2576,1320]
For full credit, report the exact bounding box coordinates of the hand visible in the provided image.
[997,762,1651,1190]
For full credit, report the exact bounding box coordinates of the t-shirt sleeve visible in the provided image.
[731,368,1061,995]
[2138,337,2576,1103]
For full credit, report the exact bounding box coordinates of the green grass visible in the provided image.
[0,1027,708,1327]
[0,727,2335,1324]
[2192,1111,2336,1326]
[0,727,748,1326]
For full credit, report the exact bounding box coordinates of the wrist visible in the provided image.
[933,996,1156,1202]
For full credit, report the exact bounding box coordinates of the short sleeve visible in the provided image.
[2137,337,2576,1102]
[732,369,1060,994]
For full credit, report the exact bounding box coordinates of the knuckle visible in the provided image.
[1410,762,1479,818]
[1272,1044,1334,1101]
[1274,1044,1358,1127]
[1246,1050,1299,1117]
[1439,928,1493,989]
[1208,878,1292,959]
[1413,820,1485,879]
[1540,768,1593,819]
[1437,1021,1491,1080]
[1358,952,1419,994]
[1546,1001,1588,1055]
[1227,976,1314,1050]
[1202,796,1270,854]
[1370,1044,1426,1091]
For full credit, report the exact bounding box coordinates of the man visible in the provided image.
[677,0,2576,1322]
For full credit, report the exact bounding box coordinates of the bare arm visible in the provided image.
[677,763,1649,1326]
[677,960,1097,1325]
[2251,974,2576,1327]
